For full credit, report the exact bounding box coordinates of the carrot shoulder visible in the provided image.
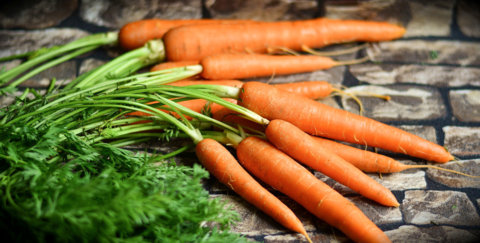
[238,82,454,163]
[195,138,311,241]
[163,18,406,61]
[265,119,399,207]
[236,137,391,243]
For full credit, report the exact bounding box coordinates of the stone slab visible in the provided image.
[367,40,480,66]
[457,0,480,38]
[443,126,480,157]
[349,196,403,225]
[79,0,202,29]
[450,90,480,122]
[340,85,446,121]
[426,159,480,189]
[350,64,480,87]
[205,0,319,21]
[386,225,480,243]
[402,190,480,226]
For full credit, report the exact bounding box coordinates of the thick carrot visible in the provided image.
[196,138,311,242]
[265,119,399,207]
[119,19,256,50]
[236,136,391,243]
[199,53,341,80]
[163,18,406,61]
[238,82,454,163]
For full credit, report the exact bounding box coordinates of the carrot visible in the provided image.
[163,18,406,61]
[265,119,399,207]
[238,82,454,163]
[195,138,312,242]
[169,80,244,88]
[312,136,480,178]
[212,106,266,132]
[119,19,256,50]
[150,60,200,71]
[199,53,355,80]
[236,136,391,243]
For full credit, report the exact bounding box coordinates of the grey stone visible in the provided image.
[402,190,480,226]
[396,125,438,144]
[350,64,480,87]
[0,28,89,58]
[340,85,446,121]
[443,126,480,157]
[18,61,77,88]
[264,232,349,243]
[325,0,453,37]
[349,196,403,225]
[205,0,318,21]
[427,159,480,189]
[0,0,78,29]
[386,225,480,243]
[212,194,316,236]
[245,66,346,87]
[0,60,22,72]
[367,40,480,66]
[78,58,107,75]
[79,0,202,29]
[315,169,426,195]
[450,90,480,122]
[457,0,480,38]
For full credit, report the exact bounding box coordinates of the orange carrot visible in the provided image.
[265,119,399,207]
[150,60,200,71]
[163,18,406,61]
[212,106,266,132]
[168,80,244,88]
[199,53,344,80]
[119,19,256,50]
[236,136,391,243]
[196,138,312,242]
[238,82,454,163]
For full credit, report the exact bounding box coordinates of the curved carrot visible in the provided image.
[199,53,342,80]
[265,119,399,207]
[195,138,312,242]
[236,137,391,243]
[238,82,454,163]
[119,19,256,50]
[163,18,406,61]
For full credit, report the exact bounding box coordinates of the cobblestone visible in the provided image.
[402,190,480,226]
[386,225,480,243]
[450,90,480,122]
[457,0,480,38]
[340,85,446,121]
[444,126,480,157]
[427,159,480,189]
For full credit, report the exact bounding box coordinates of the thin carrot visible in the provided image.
[168,80,244,88]
[237,82,454,163]
[119,19,256,50]
[265,119,399,207]
[199,53,354,80]
[312,136,479,178]
[150,60,200,71]
[212,106,265,132]
[163,18,406,61]
[236,136,391,243]
[196,138,312,242]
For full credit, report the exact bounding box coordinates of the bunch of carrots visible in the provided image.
[3,16,477,243]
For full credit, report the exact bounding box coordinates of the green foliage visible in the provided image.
[0,124,246,243]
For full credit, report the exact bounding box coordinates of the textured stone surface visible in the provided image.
[367,40,480,66]
[316,169,427,195]
[340,85,446,121]
[444,126,480,157]
[0,29,89,58]
[457,0,480,38]
[0,0,78,29]
[349,196,403,225]
[402,190,480,226]
[78,58,107,75]
[213,194,316,236]
[18,61,77,87]
[427,159,480,189]
[79,0,202,29]
[325,0,453,37]
[205,0,318,21]
[350,64,480,87]
[386,225,480,243]
[450,90,480,122]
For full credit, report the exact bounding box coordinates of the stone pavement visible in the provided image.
[1,0,479,242]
